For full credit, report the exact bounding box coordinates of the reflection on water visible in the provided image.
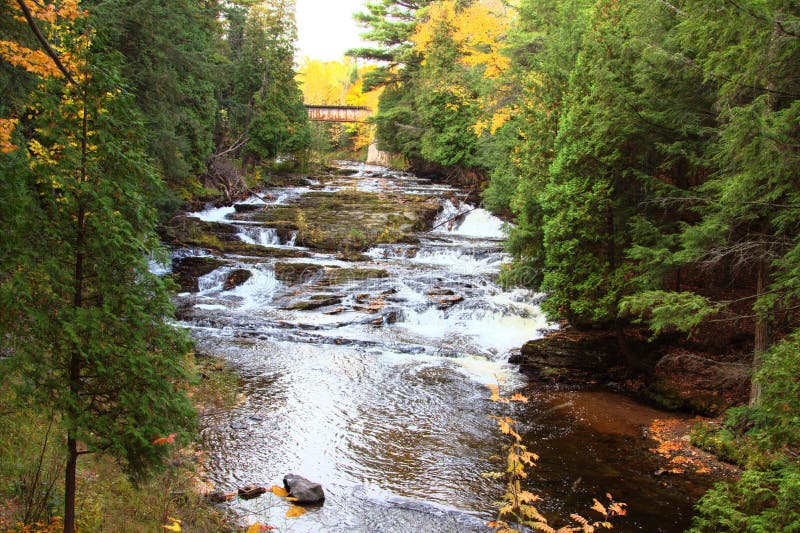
[174,162,714,532]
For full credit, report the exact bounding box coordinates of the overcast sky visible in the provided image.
[296,0,369,62]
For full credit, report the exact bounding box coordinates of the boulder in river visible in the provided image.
[283,474,325,504]
[172,256,226,292]
[222,269,252,290]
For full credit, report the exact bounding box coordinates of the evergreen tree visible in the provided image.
[0,5,195,531]
[83,0,221,200]
[217,0,310,171]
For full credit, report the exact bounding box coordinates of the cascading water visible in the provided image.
[170,163,716,532]
[238,226,282,247]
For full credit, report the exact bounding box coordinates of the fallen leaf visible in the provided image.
[270,485,289,497]
[286,505,307,518]
[153,433,178,445]
[510,393,529,403]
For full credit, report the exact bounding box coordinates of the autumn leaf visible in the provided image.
[246,523,276,533]
[270,485,288,497]
[152,433,178,445]
[591,498,607,515]
[285,505,307,518]
[162,517,182,531]
[510,393,529,403]
[0,118,18,153]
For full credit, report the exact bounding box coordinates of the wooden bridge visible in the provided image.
[306,105,372,123]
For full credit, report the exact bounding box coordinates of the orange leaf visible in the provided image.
[510,393,529,403]
[270,485,288,497]
[152,433,178,445]
[285,505,307,518]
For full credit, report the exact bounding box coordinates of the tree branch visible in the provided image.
[14,0,79,86]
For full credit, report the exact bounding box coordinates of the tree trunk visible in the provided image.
[750,258,770,405]
[63,436,78,533]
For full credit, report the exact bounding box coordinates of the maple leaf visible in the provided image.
[510,393,529,403]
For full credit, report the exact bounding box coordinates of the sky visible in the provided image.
[295,0,370,62]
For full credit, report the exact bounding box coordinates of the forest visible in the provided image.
[1,0,799,531]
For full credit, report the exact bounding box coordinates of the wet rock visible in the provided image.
[172,256,226,292]
[233,203,266,213]
[286,296,343,311]
[283,474,325,504]
[238,484,267,500]
[646,352,750,415]
[244,190,441,252]
[274,262,326,284]
[515,331,622,377]
[426,288,455,296]
[323,306,346,315]
[205,490,228,504]
[159,215,309,259]
[434,295,464,309]
[223,269,252,290]
[319,267,390,286]
[336,251,372,262]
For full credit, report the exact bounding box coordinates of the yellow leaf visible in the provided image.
[246,524,264,533]
[270,485,288,497]
[286,505,308,518]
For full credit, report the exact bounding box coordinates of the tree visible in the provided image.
[216,0,310,172]
[82,0,221,200]
[0,4,195,531]
[623,0,800,404]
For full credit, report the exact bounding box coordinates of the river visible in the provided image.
[166,162,715,532]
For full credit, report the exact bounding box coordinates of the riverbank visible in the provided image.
[0,355,241,532]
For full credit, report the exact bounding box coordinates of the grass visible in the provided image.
[0,354,242,532]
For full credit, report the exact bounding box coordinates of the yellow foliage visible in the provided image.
[413,0,513,80]
[0,1,87,81]
[0,118,19,153]
[161,517,182,531]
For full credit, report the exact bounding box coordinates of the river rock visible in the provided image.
[435,295,464,310]
[172,256,226,292]
[238,484,267,500]
[274,262,326,284]
[646,352,750,415]
[223,269,252,290]
[285,295,343,311]
[233,202,267,213]
[514,331,621,377]
[283,474,325,504]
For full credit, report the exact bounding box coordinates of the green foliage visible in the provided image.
[690,464,800,533]
[84,0,221,197]
[619,291,718,336]
[218,1,311,169]
[690,331,800,530]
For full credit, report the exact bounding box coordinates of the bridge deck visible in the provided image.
[306,105,372,123]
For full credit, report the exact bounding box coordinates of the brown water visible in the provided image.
[168,162,717,532]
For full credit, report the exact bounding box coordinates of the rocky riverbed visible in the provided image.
[156,162,729,532]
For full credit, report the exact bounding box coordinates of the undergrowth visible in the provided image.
[688,332,800,532]
[0,354,237,532]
